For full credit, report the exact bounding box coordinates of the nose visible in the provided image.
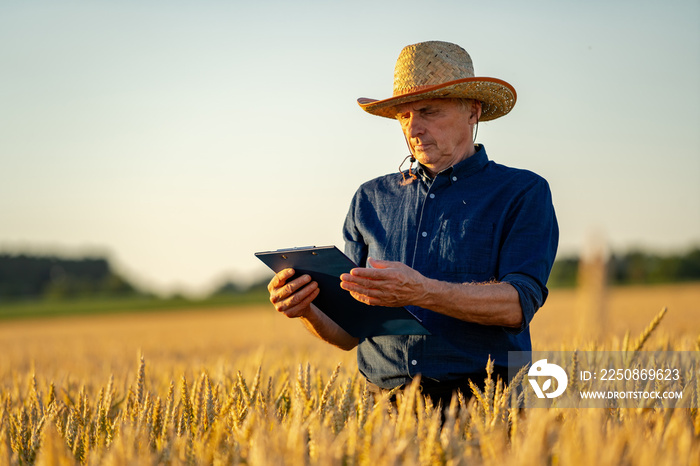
[404,113,425,138]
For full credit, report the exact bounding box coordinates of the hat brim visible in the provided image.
[358,77,516,121]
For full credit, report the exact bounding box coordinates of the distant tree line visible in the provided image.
[2,247,699,302]
[547,247,700,288]
[211,276,271,296]
[0,254,139,301]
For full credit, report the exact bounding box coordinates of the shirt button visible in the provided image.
[429,193,435,199]
[411,359,418,366]
[421,231,427,238]
[452,176,458,182]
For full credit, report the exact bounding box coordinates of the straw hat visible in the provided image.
[358,41,516,121]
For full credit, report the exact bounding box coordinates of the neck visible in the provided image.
[423,144,478,177]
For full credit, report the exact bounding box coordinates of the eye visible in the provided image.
[397,113,411,126]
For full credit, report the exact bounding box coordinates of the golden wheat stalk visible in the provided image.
[178,375,193,437]
[193,372,204,429]
[150,395,163,446]
[394,377,420,438]
[318,362,341,419]
[332,378,354,433]
[631,307,667,352]
[249,366,262,409]
[136,355,146,408]
[357,379,371,430]
[205,375,216,429]
[164,379,175,430]
[236,370,251,407]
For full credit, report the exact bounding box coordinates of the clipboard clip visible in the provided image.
[275,246,317,259]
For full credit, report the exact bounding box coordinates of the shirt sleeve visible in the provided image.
[498,177,559,334]
[342,189,369,267]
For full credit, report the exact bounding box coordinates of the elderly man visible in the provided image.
[268,41,558,404]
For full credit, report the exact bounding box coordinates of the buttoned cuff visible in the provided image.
[500,273,548,335]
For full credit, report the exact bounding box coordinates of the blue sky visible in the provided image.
[1,0,698,295]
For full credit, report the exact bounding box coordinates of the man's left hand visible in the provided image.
[339,257,429,307]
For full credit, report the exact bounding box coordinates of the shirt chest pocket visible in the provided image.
[438,218,494,275]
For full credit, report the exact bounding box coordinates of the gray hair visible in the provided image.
[456,98,480,111]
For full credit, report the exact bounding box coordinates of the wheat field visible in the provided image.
[1,283,699,465]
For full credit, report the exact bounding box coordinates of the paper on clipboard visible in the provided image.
[255,246,430,339]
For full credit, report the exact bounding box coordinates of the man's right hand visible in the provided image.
[267,268,320,318]
[267,268,359,351]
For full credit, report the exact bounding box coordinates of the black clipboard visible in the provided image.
[255,246,430,339]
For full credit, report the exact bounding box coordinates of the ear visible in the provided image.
[470,101,483,124]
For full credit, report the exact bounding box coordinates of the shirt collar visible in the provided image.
[415,144,489,185]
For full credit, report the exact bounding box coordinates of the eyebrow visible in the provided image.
[397,104,439,116]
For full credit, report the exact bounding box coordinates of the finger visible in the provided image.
[268,268,296,292]
[341,272,386,288]
[340,279,383,298]
[277,281,319,316]
[282,286,320,318]
[340,277,363,293]
[367,257,402,269]
[271,274,312,303]
[271,268,296,289]
[348,290,381,306]
[342,268,383,281]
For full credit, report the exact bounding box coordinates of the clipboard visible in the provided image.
[255,246,430,339]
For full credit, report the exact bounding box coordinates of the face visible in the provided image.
[395,98,481,176]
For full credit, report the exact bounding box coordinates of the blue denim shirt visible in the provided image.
[343,145,558,389]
